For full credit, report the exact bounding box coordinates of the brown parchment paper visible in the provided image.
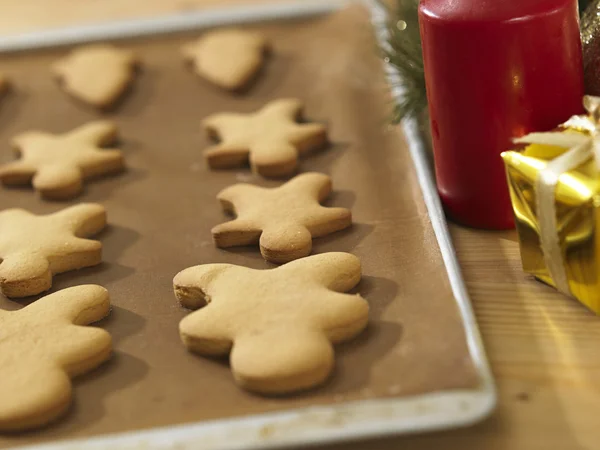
[0,6,479,448]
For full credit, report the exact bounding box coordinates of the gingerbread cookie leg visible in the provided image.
[211,219,262,247]
[0,252,52,299]
[33,164,84,199]
[0,285,111,431]
[259,223,313,262]
[231,326,334,394]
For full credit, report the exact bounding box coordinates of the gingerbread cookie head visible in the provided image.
[213,172,352,263]
[52,44,138,109]
[203,98,327,177]
[0,285,112,431]
[0,203,106,298]
[174,252,369,395]
[0,120,124,199]
[182,28,269,91]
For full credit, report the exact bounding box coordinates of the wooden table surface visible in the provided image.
[4,1,599,449]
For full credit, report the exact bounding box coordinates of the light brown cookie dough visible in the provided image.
[203,98,327,177]
[0,285,112,432]
[0,203,106,298]
[0,120,124,200]
[52,44,138,109]
[174,252,369,395]
[213,172,352,263]
[182,28,269,91]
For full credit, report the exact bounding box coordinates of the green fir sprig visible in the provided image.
[377,0,425,123]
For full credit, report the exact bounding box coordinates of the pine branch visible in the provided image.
[377,0,427,122]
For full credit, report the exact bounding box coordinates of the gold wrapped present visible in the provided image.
[502,96,600,313]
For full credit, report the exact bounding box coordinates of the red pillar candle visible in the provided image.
[419,0,584,229]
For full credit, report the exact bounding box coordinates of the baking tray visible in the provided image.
[0,1,495,449]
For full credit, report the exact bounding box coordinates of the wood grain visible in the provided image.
[2,1,597,449]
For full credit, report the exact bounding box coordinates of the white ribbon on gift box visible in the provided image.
[513,95,600,295]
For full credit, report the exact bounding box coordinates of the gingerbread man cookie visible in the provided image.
[53,44,138,109]
[174,252,369,395]
[182,28,269,91]
[213,172,352,263]
[0,120,124,199]
[0,285,112,431]
[203,98,327,177]
[0,203,106,298]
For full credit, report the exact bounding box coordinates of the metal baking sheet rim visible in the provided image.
[4,1,496,448]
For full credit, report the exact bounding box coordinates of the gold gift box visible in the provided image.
[502,111,600,313]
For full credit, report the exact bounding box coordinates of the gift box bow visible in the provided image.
[507,95,600,296]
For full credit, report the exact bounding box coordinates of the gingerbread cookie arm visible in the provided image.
[203,114,250,166]
[217,183,264,209]
[54,326,111,378]
[287,123,328,154]
[230,326,334,394]
[312,291,369,343]
[262,98,303,120]
[280,252,362,292]
[205,144,251,169]
[47,237,102,275]
[44,205,105,274]
[27,285,109,323]
[214,184,264,246]
[249,141,298,177]
[283,172,332,201]
[34,286,112,375]
[303,206,352,238]
[202,112,243,138]
[0,160,36,185]
[53,203,106,236]
[11,131,52,151]
[79,149,125,178]
[67,120,118,146]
